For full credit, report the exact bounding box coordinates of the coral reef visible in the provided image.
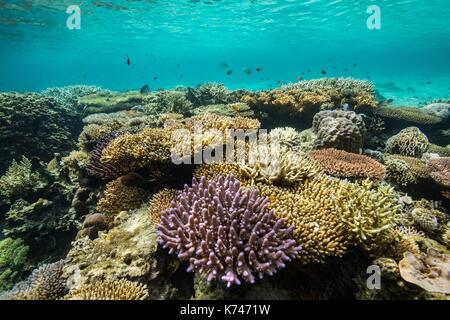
[147,189,178,225]
[187,83,230,106]
[426,157,450,188]
[42,85,107,112]
[334,179,400,251]
[257,175,349,263]
[64,279,148,300]
[78,91,153,114]
[0,238,29,292]
[377,107,443,124]
[0,93,79,173]
[192,103,255,118]
[312,110,366,152]
[86,132,123,180]
[158,175,301,287]
[385,127,429,158]
[309,148,386,180]
[2,260,66,300]
[385,155,430,187]
[144,90,192,115]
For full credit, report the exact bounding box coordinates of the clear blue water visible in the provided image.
[1,0,449,105]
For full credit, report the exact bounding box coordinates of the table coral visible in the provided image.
[377,107,443,125]
[64,279,148,300]
[78,91,153,114]
[308,148,386,180]
[158,175,301,287]
[334,179,401,251]
[385,127,429,158]
[312,110,366,152]
[257,175,349,263]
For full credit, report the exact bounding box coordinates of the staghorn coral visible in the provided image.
[309,148,385,180]
[0,238,29,292]
[147,189,178,225]
[158,175,301,287]
[240,145,321,186]
[398,248,450,295]
[64,279,148,300]
[96,176,146,217]
[377,107,443,125]
[334,179,400,251]
[385,127,429,158]
[3,260,66,300]
[0,93,79,173]
[0,156,45,201]
[86,132,123,180]
[101,128,172,173]
[312,110,366,153]
[257,175,349,263]
[427,157,450,188]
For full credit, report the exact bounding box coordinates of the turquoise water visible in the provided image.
[1,0,449,105]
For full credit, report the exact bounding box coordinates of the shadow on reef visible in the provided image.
[0,80,449,300]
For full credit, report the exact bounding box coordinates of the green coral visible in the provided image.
[144,90,192,115]
[78,91,153,114]
[0,93,79,173]
[0,156,45,202]
[0,238,29,292]
[334,179,401,251]
[385,127,429,158]
[377,107,443,124]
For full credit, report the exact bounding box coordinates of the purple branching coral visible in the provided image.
[157,175,301,287]
[86,132,122,180]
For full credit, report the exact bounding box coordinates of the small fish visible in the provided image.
[226,70,233,75]
[244,68,252,75]
[255,67,263,72]
[140,84,150,95]
[153,76,158,80]
[126,55,131,66]
[321,70,327,75]
[353,63,357,67]
[344,68,349,72]
[220,62,229,68]
[296,76,303,81]
[426,81,432,84]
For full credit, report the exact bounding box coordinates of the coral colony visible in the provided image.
[0,80,449,300]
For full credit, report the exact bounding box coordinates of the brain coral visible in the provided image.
[308,148,386,180]
[426,157,450,188]
[0,93,79,173]
[312,110,367,153]
[158,175,301,287]
[385,127,429,158]
[96,176,145,216]
[101,128,172,173]
[257,175,349,264]
[3,260,66,300]
[64,279,148,300]
[377,107,443,125]
[334,180,400,251]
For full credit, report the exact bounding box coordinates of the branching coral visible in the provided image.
[385,155,430,187]
[334,179,401,251]
[385,127,429,158]
[187,83,230,106]
[308,148,385,180]
[3,260,66,300]
[64,279,149,300]
[96,176,146,216]
[86,132,123,180]
[100,128,172,173]
[0,156,44,201]
[147,189,178,225]
[0,238,29,292]
[158,175,301,287]
[426,157,450,188]
[257,175,349,263]
[312,110,366,152]
[377,107,443,124]
[144,90,192,115]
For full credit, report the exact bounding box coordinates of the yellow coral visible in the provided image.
[64,279,148,300]
[257,175,348,263]
[148,189,178,225]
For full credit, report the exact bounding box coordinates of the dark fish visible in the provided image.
[126,55,131,66]
[321,70,327,75]
[153,76,158,80]
[386,99,394,103]
[220,62,229,68]
[344,68,349,72]
[307,69,311,72]
[296,76,303,81]
[244,68,252,75]
[140,84,150,95]
[426,81,432,84]
[256,67,263,72]
[226,70,233,75]
[353,63,357,67]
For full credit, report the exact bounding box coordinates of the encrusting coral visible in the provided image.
[385,127,429,158]
[0,238,29,292]
[308,148,386,180]
[257,175,349,263]
[64,279,149,300]
[158,175,301,287]
[334,179,400,251]
[2,260,66,300]
[312,110,366,153]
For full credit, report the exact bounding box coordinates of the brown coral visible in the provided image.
[256,175,349,263]
[147,189,178,225]
[427,157,450,188]
[377,107,443,125]
[64,279,149,300]
[308,148,385,180]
